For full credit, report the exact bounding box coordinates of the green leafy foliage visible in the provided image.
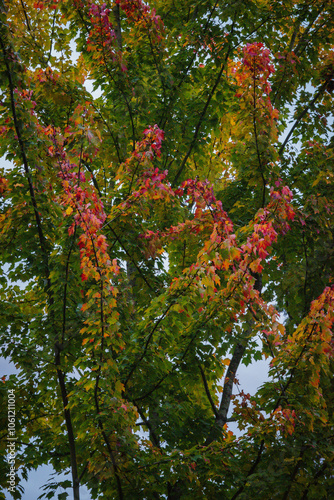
[0,0,334,498]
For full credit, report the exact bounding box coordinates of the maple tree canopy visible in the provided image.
[0,1,334,499]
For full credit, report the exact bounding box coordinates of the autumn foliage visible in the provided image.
[0,1,334,499]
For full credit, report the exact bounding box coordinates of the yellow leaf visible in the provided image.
[66,206,73,216]
[278,323,285,335]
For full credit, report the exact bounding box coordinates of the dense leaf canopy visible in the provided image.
[0,0,334,499]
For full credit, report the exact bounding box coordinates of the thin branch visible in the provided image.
[278,84,326,157]
[282,448,305,500]
[159,0,221,131]
[133,400,161,448]
[93,380,124,500]
[301,462,329,499]
[90,102,122,163]
[0,34,49,279]
[74,2,136,149]
[107,224,156,293]
[231,322,318,499]
[231,440,265,500]
[294,1,328,57]
[251,57,266,208]
[61,225,77,345]
[199,364,219,418]
[113,3,122,50]
[123,263,217,389]
[172,19,235,186]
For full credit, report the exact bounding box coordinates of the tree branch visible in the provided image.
[205,341,246,446]
[0,33,81,500]
[199,363,219,418]
[172,38,233,186]
[278,83,326,157]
